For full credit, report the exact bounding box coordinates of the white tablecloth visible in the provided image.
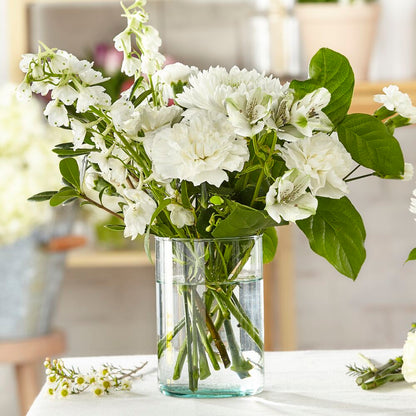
[27,350,415,416]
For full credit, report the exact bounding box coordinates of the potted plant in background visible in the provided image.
[0,84,81,340]
[18,0,416,398]
[295,0,380,80]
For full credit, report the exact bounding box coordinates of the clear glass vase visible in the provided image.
[155,235,264,398]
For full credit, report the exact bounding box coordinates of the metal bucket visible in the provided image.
[0,208,75,340]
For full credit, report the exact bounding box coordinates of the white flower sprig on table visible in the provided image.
[348,324,416,390]
[44,358,147,398]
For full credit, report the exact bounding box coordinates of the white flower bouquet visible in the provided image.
[0,83,63,246]
[19,0,416,395]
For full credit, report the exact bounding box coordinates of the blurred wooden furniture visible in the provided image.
[0,330,65,416]
[351,81,416,114]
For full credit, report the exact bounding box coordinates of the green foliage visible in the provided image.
[59,158,81,190]
[212,201,278,238]
[338,114,404,177]
[297,196,366,280]
[28,191,57,202]
[406,248,416,263]
[50,187,79,207]
[290,48,354,126]
[262,227,278,264]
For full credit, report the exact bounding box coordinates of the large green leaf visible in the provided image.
[290,48,354,126]
[296,196,366,280]
[59,158,81,189]
[338,114,405,177]
[263,227,278,264]
[212,201,278,238]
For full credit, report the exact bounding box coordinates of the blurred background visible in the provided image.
[1,0,416,414]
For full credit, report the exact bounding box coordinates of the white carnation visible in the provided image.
[402,331,416,385]
[279,133,353,199]
[265,169,317,223]
[176,66,270,115]
[144,111,249,187]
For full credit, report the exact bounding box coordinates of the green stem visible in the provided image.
[173,341,187,380]
[157,318,185,359]
[213,288,264,350]
[361,373,404,390]
[191,297,200,390]
[192,293,220,371]
[183,288,197,391]
[345,172,376,182]
[250,169,264,206]
[193,290,231,369]
[224,319,253,379]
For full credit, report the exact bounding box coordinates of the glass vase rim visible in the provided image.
[154,235,262,243]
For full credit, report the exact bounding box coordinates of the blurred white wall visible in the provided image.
[370,0,416,80]
[0,0,8,82]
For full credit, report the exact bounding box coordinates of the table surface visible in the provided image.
[27,349,415,416]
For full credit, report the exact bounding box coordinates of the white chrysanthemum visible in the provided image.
[278,133,353,199]
[402,331,416,385]
[123,189,157,239]
[265,169,317,223]
[289,88,333,136]
[127,105,182,138]
[167,204,194,228]
[176,66,269,115]
[144,111,249,187]
[374,85,416,122]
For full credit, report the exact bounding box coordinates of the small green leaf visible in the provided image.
[212,201,278,238]
[28,191,57,202]
[338,114,404,177]
[133,89,152,107]
[104,224,126,231]
[406,248,416,263]
[53,148,91,158]
[297,196,366,280]
[263,227,278,264]
[290,48,354,126]
[59,158,81,189]
[210,196,224,206]
[50,187,79,207]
